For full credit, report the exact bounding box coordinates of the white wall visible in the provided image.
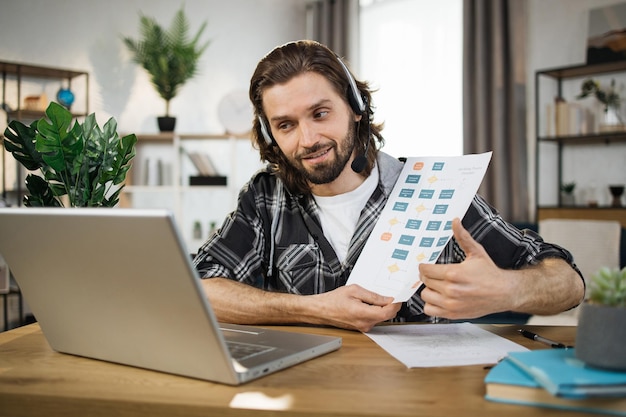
[0,0,306,135]
[527,0,626,211]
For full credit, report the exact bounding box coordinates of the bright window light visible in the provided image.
[359,0,463,158]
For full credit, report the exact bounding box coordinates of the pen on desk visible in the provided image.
[518,329,573,349]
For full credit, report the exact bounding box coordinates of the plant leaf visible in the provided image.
[22,174,62,207]
[2,120,44,170]
[5,101,136,207]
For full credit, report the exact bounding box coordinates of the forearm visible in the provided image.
[507,258,585,315]
[200,277,401,331]
[201,277,315,325]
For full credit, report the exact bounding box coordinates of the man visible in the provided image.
[193,40,584,332]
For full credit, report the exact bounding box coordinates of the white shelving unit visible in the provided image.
[122,133,263,253]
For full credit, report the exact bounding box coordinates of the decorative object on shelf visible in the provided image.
[586,3,626,65]
[189,175,227,186]
[23,93,48,111]
[609,184,625,207]
[122,6,210,132]
[576,266,626,371]
[218,90,253,135]
[577,78,625,132]
[193,220,202,239]
[560,182,576,206]
[2,102,137,207]
[157,116,176,132]
[56,87,75,110]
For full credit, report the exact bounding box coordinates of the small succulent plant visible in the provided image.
[588,266,626,308]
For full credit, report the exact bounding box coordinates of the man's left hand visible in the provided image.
[418,217,515,320]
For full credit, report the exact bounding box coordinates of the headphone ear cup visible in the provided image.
[258,116,274,145]
[347,93,365,117]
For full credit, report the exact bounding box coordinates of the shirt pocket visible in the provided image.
[274,243,320,293]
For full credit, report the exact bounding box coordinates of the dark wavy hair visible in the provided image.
[249,40,384,195]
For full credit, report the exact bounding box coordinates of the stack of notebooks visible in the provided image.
[485,349,626,415]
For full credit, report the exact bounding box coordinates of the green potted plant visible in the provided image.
[560,181,576,206]
[577,78,624,132]
[575,266,626,371]
[122,6,210,132]
[2,102,137,207]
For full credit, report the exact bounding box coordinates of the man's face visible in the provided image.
[261,72,360,186]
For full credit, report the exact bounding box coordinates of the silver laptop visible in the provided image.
[0,207,341,385]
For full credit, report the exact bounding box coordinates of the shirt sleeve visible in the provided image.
[192,174,271,289]
[458,195,582,272]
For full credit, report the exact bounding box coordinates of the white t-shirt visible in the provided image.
[313,165,379,262]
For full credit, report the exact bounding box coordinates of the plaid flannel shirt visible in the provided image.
[193,152,581,321]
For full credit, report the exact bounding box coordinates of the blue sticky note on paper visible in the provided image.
[399,188,415,198]
[393,202,409,212]
[392,249,409,260]
[429,251,441,262]
[426,221,442,231]
[419,189,435,199]
[433,204,448,214]
[405,175,421,184]
[406,219,422,230]
[420,237,435,247]
[439,189,455,199]
[398,235,415,246]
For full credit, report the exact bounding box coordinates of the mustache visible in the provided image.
[296,142,335,159]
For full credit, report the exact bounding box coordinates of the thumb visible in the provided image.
[451,217,485,258]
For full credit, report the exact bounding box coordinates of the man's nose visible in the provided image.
[297,120,318,147]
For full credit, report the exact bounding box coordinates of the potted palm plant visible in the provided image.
[122,7,210,132]
[575,266,626,371]
[2,102,136,207]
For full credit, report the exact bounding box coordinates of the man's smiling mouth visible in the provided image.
[301,146,332,161]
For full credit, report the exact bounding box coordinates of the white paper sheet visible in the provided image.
[364,323,529,368]
[347,152,492,302]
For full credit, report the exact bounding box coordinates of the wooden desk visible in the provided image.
[0,323,583,417]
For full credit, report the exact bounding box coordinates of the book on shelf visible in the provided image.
[186,150,219,176]
[546,99,595,137]
[485,357,626,416]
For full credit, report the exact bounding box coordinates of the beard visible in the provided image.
[291,121,358,185]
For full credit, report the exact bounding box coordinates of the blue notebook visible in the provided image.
[485,358,626,416]
[507,349,626,398]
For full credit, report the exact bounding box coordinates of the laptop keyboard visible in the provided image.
[226,341,275,361]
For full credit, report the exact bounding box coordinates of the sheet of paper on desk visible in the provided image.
[347,152,492,302]
[365,323,528,368]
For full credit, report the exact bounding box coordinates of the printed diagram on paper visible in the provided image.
[347,152,492,302]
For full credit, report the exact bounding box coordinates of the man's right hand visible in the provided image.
[307,284,401,332]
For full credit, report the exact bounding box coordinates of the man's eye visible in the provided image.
[314,111,328,119]
[278,122,293,131]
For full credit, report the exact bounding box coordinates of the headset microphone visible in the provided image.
[350,139,369,173]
